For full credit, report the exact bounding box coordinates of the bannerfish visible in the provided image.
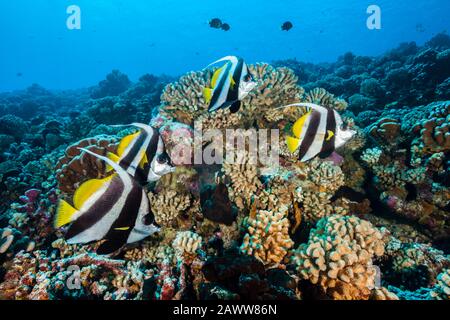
[209,18,223,29]
[283,103,356,161]
[221,23,230,31]
[281,21,293,31]
[107,123,175,185]
[54,148,159,255]
[203,56,257,113]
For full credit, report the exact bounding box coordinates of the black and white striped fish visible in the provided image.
[283,103,356,162]
[108,123,175,185]
[203,55,257,113]
[54,148,159,255]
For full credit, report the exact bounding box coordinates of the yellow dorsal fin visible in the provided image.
[73,175,114,210]
[211,66,224,88]
[117,132,140,157]
[54,200,78,228]
[292,110,312,138]
[326,130,334,141]
[286,136,300,153]
[203,87,213,103]
[106,152,121,172]
[114,226,130,231]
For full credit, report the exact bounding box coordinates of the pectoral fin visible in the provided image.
[326,130,334,141]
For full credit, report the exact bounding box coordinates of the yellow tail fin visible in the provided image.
[203,87,213,103]
[286,136,300,153]
[55,200,78,228]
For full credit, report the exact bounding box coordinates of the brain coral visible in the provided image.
[291,215,387,300]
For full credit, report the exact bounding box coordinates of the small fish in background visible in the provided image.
[54,148,159,255]
[416,23,426,33]
[203,56,257,113]
[281,21,293,31]
[208,18,231,31]
[221,23,230,31]
[282,103,355,162]
[107,123,175,185]
[209,18,223,29]
[16,72,23,77]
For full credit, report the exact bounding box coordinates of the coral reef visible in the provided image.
[0,35,449,301]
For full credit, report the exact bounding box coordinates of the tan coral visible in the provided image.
[222,145,262,209]
[159,70,213,125]
[291,215,387,300]
[370,287,399,300]
[240,208,294,266]
[172,231,202,260]
[304,88,348,111]
[148,190,191,227]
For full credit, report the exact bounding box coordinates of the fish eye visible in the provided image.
[157,153,168,164]
[244,74,252,82]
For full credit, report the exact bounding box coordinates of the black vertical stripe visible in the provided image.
[209,62,232,111]
[226,58,243,102]
[298,111,321,161]
[66,175,125,240]
[119,130,148,169]
[102,181,143,246]
[320,108,336,155]
[137,129,160,184]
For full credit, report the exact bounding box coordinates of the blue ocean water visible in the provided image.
[0,0,449,91]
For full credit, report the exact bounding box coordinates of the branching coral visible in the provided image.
[172,231,202,260]
[148,189,191,227]
[159,70,214,125]
[304,88,348,111]
[222,148,262,209]
[291,215,387,300]
[240,207,294,266]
